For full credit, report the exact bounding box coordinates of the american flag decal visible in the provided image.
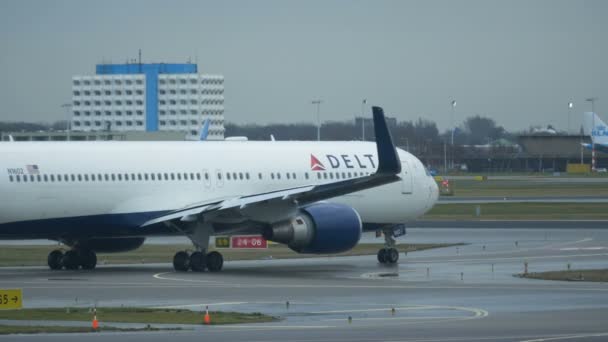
[26,165,39,175]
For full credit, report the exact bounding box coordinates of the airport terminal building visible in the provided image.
[71,63,225,139]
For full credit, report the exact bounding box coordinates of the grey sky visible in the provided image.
[0,0,606,131]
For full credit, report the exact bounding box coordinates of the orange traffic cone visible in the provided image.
[203,306,211,325]
[92,308,99,330]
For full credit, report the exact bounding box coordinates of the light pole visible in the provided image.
[450,100,456,169]
[361,99,367,141]
[61,103,72,141]
[311,99,322,141]
[586,97,598,171]
[568,102,573,135]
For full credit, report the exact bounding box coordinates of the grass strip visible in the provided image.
[440,180,608,197]
[0,307,276,325]
[0,243,458,267]
[0,324,182,335]
[424,202,608,220]
[519,269,608,282]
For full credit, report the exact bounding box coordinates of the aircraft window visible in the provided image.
[204,173,209,180]
[9,175,13,182]
[227,173,231,180]
[292,172,296,179]
[286,173,291,180]
[258,173,262,180]
[305,173,309,180]
[118,174,122,181]
[196,173,201,181]
[44,175,48,182]
[70,175,74,181]
[246,173,250,180]
[190,173,194,180]
[91,174,95,181]
[30,175,35,182]
[111,174,115,181]
[177,173,182,181]
[144,174,149,181]
[50,175,55,182]
[37,175,41,182]
[317,173,321,179]
[76,175,82,181]
[84,175,89,181]
[323,173,328,179]
[342,172,346,179]
[15,175,20,182]
[277,173,281,180]
[171,173,175,180]
[104,174,109,181]
[233,172,237,180]
[138,174,142,181]
[347,172,352,178]
[184,173,189,180]
[271,173,274,180]
[217,173,222,180]
[238,172,242,180]
[23,175,28,183]
[330,173,334,179]
[158,173,162,180]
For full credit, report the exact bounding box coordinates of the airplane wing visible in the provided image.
[140,106,401,228]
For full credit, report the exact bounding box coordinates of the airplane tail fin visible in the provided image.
[199,119,210,141]
[583,112,608,146]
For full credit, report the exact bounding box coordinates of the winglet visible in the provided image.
[372,106,401,174]
[199,119,210,141]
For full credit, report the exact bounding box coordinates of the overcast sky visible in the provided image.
[0,0,606,131]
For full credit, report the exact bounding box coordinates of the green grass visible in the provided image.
[0,324,181,335]
[0,307,276,325]
[520,269,608,282]
[441,179,608,197]
[424,202,608,220]
[0,243,456,267]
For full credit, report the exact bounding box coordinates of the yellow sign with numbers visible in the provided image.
[0,289,22,309]
[215,236,231,248]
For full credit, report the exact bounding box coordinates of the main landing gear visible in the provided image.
[172,250,224,272]
[47,249,97,270]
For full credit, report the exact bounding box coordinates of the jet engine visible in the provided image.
[262,203,362,254]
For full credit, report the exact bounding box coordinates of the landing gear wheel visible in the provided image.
[62,250,80,270]
[386,248,399,264]
[173,251,190,272]
[377,249,387,264]
[189,251,206,272]
[80,250,97,270]
[206,251,223,272]
[48,250,64,270]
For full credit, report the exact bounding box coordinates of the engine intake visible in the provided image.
[262,203,362,254]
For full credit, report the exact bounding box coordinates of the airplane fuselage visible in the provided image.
[0,141,438,240]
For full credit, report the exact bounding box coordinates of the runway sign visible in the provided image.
[231,235,268,249]
[0,289,22,309]
[215,236,231,248]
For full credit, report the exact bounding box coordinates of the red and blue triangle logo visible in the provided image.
[311,154,326,171]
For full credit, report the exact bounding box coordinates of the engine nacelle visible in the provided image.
[262,203,362,254]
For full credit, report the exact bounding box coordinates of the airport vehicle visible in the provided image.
[583,112,608,153]
[0,107,439,272]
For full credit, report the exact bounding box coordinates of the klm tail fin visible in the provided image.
[199,119,210,141]
[583,112,608,146]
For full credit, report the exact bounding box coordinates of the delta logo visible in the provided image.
[310,153,377,171]
[310,154,326,171]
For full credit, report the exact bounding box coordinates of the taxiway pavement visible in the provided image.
[1,227,608,341]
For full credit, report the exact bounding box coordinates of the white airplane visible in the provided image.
[0,107,439,272]
[583,112,608,154]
